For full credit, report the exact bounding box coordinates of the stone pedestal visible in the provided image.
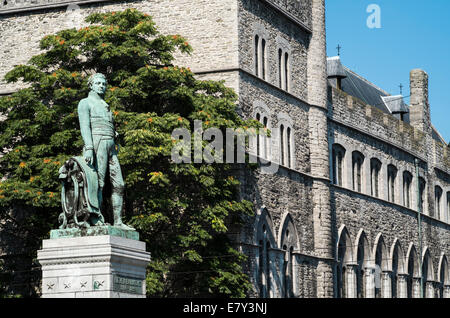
[37,227,151,298]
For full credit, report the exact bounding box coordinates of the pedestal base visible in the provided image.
[37,234,150,298]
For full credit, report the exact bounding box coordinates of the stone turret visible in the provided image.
[409,69,431,135]
[307,0,334,298]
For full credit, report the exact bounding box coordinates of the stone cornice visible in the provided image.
[258,0,312,34]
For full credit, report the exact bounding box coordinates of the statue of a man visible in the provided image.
[77,73,134,230]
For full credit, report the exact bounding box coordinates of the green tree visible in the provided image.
[0,8,258,297]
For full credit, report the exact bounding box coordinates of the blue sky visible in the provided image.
[325,0,450,143]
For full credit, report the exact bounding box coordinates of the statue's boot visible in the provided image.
[112,187,135,230]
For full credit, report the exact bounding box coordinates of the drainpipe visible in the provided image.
[415,158,424,298]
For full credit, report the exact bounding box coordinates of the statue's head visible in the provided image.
[88,73,107,96]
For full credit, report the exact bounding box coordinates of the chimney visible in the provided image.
[409,69,431,134]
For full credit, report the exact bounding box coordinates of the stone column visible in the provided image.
[397,273,408,298]
[345,263,358,298]
[307,0,333,298]
[426,281,435,298]
[364,267,376,298]
[412,277,422,298]
[382,271,392,298]
[443,285,450,298]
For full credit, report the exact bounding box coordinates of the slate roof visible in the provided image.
[326,56,446,144]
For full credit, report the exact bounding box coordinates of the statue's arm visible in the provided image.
[78,100,93,149]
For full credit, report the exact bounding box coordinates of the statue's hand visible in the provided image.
[84,149,94,165]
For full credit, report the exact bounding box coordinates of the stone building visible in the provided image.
[1,0,449,298]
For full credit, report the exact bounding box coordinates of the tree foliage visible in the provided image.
[0,9,258,297]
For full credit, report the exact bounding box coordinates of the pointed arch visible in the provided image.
[406,243,420,277]
[255,206,276,298]
[337,225,354,264]
[422,247,435,282]
[438,254,449,285]
[254,206,276,247]
[354,229,371,298]
[354,229,371,265]
[390,238,406,298]
[390,238,406,274]
[372,233,389,271]
[406,243,420,298]
[278,212,299,298]
[336,225,355,298]
[438,254,449,298]
[278,212,299,250]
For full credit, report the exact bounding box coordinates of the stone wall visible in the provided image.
[0,0,240,92]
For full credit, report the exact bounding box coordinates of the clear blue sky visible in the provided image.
[326,0,450,143]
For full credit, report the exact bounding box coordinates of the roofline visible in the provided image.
[342,66,391,97]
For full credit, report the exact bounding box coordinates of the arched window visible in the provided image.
[254,35,259,77]
[447,192,450,224]
[254,34,267,80]
[261,39,266,80]
[370,158,382,198]
[419,177,426,215]
[403,171,412,208]
[435,186,443,220]
[278,49,283,89]
[422,249,435,298]
[280,124,285,166]
[352,152,364,193]
[284,52,289,92]
[255,113,269,159]
[286,127,292,168]
[332,144,346,186]
[387,165,397,203]
[279,214,299,298]
[256,208,275,298]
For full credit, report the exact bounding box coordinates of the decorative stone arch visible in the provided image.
[390,238,407,298]
[406,243,420,298]
[277,211,299,250]
[330,138,353,190]
[372,233,390,298]
[254,206,277,298]
[422,247,436,298]
[386,162,399,204]
[401,169,414,209]
[351,150,366,194]
[252,22,269,80]
[389,238,406,274]
[275,35,291,91]
[254,206,277,247]
[336,225,357,298]
[438,254,450,285]
[278,212,299,298]
[372,233,389,271]
[336,225,355,264]
[444,187,450,224]
[253,100,272,161]
[354,229,372,298]
[421,247,435,282]
[434,181,445,221]
[438,254,450,298]
[331,143,346,187]
[277,112,295,169]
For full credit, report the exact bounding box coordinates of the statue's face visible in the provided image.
[91,77,107,95]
